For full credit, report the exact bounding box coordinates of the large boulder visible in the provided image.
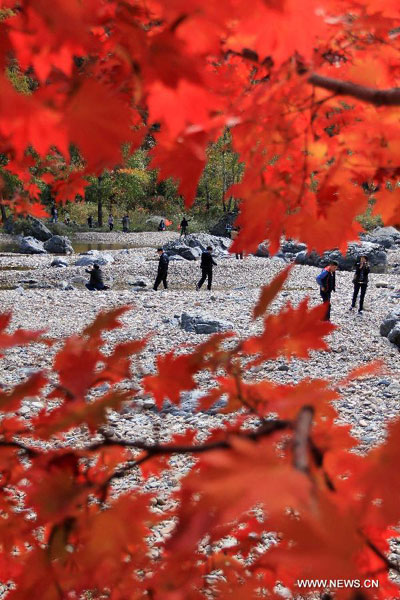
[209,212,238,237]
[255,243,269,257]
[280,240,307,255]
[164,233,230,261]
[180,312,233,334]
[388,324,400,347]
[29,217,52,241]
[44,235,73,254]
[255,239,307,259]
[380,310,400,338]
[75,250,114,266]
[295,242,387,273]
[3,216,52,241]
[362,226,400,249]
[18,236,47,255]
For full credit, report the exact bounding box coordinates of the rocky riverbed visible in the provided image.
[0,230,399,496]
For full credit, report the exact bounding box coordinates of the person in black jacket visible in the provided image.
[350,255,370,314]
[317,260,338,321]
[85,264,109,291]
[122,214,129,232]
[154,248,169,290]
[196,246,217,291]
[180,217,189,237]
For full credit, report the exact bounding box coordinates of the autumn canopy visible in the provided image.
[0,0,400,598]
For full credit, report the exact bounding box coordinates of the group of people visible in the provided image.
[86,214,130,231]
[153,246,217,291]
[84,241,372,323]
[158,217,190,235]
[316,255,370,321]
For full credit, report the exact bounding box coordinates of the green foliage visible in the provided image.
[197,129,244,211]
[357,204,383,231]
[6,59,35,95]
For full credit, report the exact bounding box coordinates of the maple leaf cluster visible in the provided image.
[0,0,398,250]
[0,270,398,599]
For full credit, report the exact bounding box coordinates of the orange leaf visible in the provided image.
[253,265,292,319]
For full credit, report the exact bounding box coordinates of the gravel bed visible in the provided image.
[0,232,399,497]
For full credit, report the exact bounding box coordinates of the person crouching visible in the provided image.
[85,263,109,291]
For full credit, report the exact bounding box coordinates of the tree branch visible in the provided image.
[94,418,291,456]
[292,406,314,474]
[96,418,291,489]
[309,73,400,106]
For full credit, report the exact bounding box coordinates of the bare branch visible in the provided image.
[309,73,400,106]
[97,418,292,489]
[93,418,291,456]
[0,440,38,457]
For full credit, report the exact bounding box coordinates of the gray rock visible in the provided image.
[166,244,200,261]
[362,226,400,249]
[255,243,269,257]
[19,236,47,254]
[295,242,387,272]
[380,310,400,349]
[280,240,307,254]
[209,212,238,237]
[168,255,185,261]
[51,258,68,268]
[4,216,52,241]
[180,312,233,334]
[44,235,73,254]
[160,390,227,415]
[129,278,151,288]
[380,310,400,338]
[75,251,114,266]
[29,217,53,242]
[57,280,74,291]
[164,234,230,261]
[388,324,400,348]
[18,279,39,287]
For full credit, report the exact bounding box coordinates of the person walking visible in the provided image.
[197,245,217,291]
[225,223,233,238]
[87,215,93,229]
[180,217,190,237]
[158,219,166,232]
[350,255,370,314]
[51,205,58,223]
[122,214,129,233]
[231,227,243,259]
[316,260,338,321]
[85,264,109,291]
[108,214,114,231]
[153,247,169,290]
